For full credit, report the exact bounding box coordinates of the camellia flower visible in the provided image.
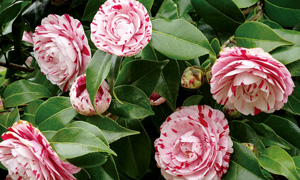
[154,105,233,180]
[210,47,294,115]
[33,14,91,91]
[91,0,152,57]
[70,74,112,116]
[0,120,80,180]
[149,91,166,106]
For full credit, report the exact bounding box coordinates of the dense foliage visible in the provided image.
[1,0,300,179]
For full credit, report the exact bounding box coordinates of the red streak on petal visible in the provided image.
[258,80,264,88]
[199,118,208,128]
[162,133,167,137]
[82,45,90,56]
[254,107,261,115]
[171,128,178,133]
[112,4,122,10]
[208,109,212,118]
[167,117,171,122]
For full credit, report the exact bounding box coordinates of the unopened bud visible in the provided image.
[205,69,212,84]
[241,143,258,155]
[149,91,166,106]
[181,66,204,89]
[223,106,242,120]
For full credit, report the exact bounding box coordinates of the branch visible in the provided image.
[221,36,237,49]
[249,0,264,21]
[0,61,34,73]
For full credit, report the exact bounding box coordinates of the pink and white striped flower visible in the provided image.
[210,47,294,115]
[0,120,80,180]
[91,0,152,57]
[69,74,112,116]
[22,31,34,44]
[33,14,91,91]
[154,105,233,180]
[149,91,166,106]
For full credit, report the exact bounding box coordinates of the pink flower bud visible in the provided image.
[149,91,166,106]
[223,106,242,120]
[22,31,34,44]
[181,66,205,89]
[70,74,111,116]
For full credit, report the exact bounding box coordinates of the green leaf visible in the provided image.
[3,80,52,108]
[22,0,51,28]
[0,107,19,131]
[247,121,289,149]
[259,147,300,180]
[86,115,139,143]
[29,69,60,95]
[173,0,192,18]
[0,1,29,28]
[35,97,77,131]
[260,19,282,29]
[229,120,265,152]
[23,100,44,126]
[265,0,300,27]
[211,38,221,56]
[108,85,154,119]
[235,21,294,52]
[69,121,109,145]
[286,60,300,76]
[282,82,300,115]
[86,50,113,113]
[155,59,180,110]
[232,0,258,8]
[85,156,120,180]
[150,19,211,60]
[222,142,266,180]
[155,0,179,20]
[264,115,300,156]
[115,60,168,97]
[182,95,203,106]
[294,156,300,175]
[138,0,153,13]
[112,118,151,179]
[82,0,105,22]
[150,102,173,131]
[107,56,123,95]
[141,44,160,61]
[191,0,245,33]
[50,127,116,159]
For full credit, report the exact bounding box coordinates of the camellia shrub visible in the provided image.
[1,0,300,179]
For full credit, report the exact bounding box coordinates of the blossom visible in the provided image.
[22,31,34,44]
[33,14,91,91]
[154,105,233,180]
[149,91,166,106]
[70,74,111,116]
[91,0,152,57]
[0,120,80,180]
[181,66,205,89]
[210,47,294,115]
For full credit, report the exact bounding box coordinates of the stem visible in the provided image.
[249,0,264,21]
[0,61,34,73]
[221,36,236,49]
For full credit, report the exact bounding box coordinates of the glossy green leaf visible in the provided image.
[23,100,44,126]
[0,107,19,132]
[247,121,289,149]
[86,50,113,113]
[151,103,173,131]
[115,60,168,97]
[174,0,192,18]
[85,156,120,180]
[3,80,52,108]
[141,44,160,61]
[182,95,203,106]
[35,97,77,131]
[29,69,60,95]
[222,142,266,180]
[229,121,265,152]
[264,115,300,156]
[107,56,123,95]
[260,19,282,29]
[42,131,57,140]
[69,121,108,145]
[294,156,300,175]
[112,118,151,179]
[68,152,109,168]
[82,0,105,22]
[156,59,180,110]
[22,0,51,28]
[232,0,258,8]
[211,38,221,56]
[191,0,245,33]
[282,82,300,115]
[108,85,154,119]
[259,147,300,180]
[86,115,139,143]
[265,0,300,27]
[50,127,116,159]
[286,60,300,76]
[0,1,29,28]
[155,0,179,20]
[150,19,211,60]
[235,22,294,52]
[138,0,153,13]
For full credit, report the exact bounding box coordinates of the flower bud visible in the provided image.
[241,143,258,155]
[149,91,166,106]
[223,106,242,120]
[70,74,111,116]
[181,66,204,89]
[205,69,212,84]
